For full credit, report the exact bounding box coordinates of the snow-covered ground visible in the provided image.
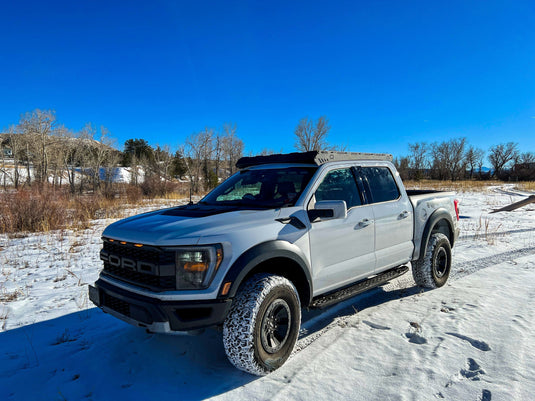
[1,185,534,400]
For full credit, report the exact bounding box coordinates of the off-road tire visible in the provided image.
[223,274,301,375]
[412,232,452,288]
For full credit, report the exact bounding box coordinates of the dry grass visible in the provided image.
[405,179,535,193]
[404,180,504,192]
[0,290,21,303]
[514,182,535,192]
[472,216,503,245]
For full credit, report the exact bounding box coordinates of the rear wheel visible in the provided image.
[412,233,451,288]
[223,274,301,375]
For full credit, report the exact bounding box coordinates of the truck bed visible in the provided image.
[407,190,457,261]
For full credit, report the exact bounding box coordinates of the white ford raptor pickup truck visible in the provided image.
[89,151,460,375]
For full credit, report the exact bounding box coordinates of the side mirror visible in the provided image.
[308,200,347,222]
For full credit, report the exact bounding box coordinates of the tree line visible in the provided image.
[0,109,119,194]
[291,117,535,182]
[0,109,246,196]
[1,110,534,200]
[119,124,244,194]
[394,139,535,181]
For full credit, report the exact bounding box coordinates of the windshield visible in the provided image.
[200,167,317,208]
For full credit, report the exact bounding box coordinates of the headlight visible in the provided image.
[175,245,223,290]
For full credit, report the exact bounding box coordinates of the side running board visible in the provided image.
[310,265,409,309]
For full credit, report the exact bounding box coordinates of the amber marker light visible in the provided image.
[134,244,143,248]
[221,282,232,296]
[184,262,209,272]
[215,247,223,269]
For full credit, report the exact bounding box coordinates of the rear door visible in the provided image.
[359,166,413,272]
[307,167,376,295]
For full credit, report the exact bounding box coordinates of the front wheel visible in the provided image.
[223,274,301,375]
[412,232,452,288]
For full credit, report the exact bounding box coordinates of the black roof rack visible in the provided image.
[236,151,393,169]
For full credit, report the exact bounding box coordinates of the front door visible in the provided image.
[308,167,376,296]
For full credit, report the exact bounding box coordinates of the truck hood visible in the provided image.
[102,204,282,246]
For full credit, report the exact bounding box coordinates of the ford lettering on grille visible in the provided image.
[101,250,158,275]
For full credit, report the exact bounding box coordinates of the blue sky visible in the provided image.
[1,0,534,157]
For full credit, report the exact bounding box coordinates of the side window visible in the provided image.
[362,167,400,203]
[314,168,362,209]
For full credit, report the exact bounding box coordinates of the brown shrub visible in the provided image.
[0,189,65,233]
[0,189,125,233]
[139,176,179,198]
[0,181,191,234]
[125,185,142,204]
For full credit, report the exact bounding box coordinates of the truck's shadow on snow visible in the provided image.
[299,284,423,346]
[0,309,252,400]
[0,284,422,400]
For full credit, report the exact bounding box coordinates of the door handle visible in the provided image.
[358,218,372,228]
[398,210,409,219]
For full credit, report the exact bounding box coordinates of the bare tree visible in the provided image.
[77,124,98,192]
[258,148,277,156]
[519,152,535,164]
[49,124,70,188]
[488,142,519,178]
[213,133,223,179]
[447,138,467,181]
[184,129,214,193]
[18,109,57,186]
[512,151,535,180]
[8,127,29,189]
[87,126,118,193]
[465,146,485,179]
[0,133,7,190]
[221,123,243,177]
[62,125,94,194]
[393,156,410,180]
[294,116,331,152]
[430,142,448,180]
[408,142,429,180]
[430,138,467,181]
[147,144,174,195]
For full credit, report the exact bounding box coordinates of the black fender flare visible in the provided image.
[219,240,313,305]
[419,208,455,261]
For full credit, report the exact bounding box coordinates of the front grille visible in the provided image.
[105,265,176,289]
[103,293,131,317]
[101,240,176,291]
[103,241,175,265]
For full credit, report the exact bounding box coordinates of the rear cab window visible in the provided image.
[360,166,400,203]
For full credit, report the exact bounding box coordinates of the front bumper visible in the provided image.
[89,279,232,333]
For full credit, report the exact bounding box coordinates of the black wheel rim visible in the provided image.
[434,247,449,278]
[260,299,291,354]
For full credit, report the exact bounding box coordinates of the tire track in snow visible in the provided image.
[292,246,535,358]
[451,246,535,281]
[291,186,535,365]
[491,186,533,197]
[459,227,535,240]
